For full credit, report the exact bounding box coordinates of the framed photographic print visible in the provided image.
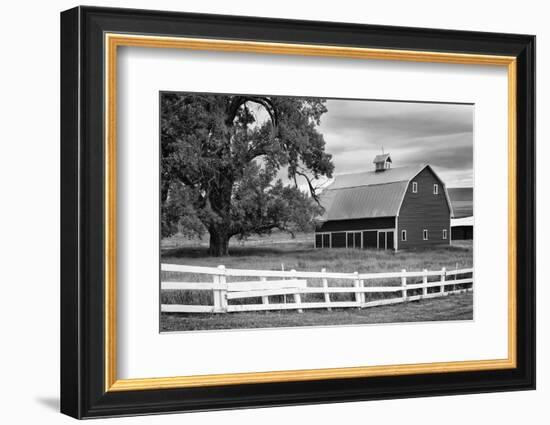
[60,6,535,419]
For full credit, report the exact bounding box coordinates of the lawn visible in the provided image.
[161,291,473,331]
[160,235,473,331]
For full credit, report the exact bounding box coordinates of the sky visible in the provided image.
[317,99,474,188]
[258,97,474,190]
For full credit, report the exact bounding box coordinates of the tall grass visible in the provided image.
[160,240,473,306]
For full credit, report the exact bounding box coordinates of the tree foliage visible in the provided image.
[161,93,334,256]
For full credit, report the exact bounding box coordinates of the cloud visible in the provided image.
[319,99,474,187]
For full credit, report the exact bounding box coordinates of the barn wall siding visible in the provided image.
[398,167,451,249]
[316,217,395,233]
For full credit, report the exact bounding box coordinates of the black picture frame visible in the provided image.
[60,5,535,419]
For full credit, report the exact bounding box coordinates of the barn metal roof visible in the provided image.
[451,216,473,227]
[318,181,408,220]
[317,164,451,221]
[327,165,422,190]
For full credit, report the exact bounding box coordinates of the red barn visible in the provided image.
[315,154,452,250]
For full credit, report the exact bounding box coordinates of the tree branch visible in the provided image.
[295,170,321,204]
[225,96,278,127]
[246,97,278,126]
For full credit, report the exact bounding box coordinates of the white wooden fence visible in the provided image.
[161,264,473,314]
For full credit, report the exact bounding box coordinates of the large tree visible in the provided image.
[161,93,334,256]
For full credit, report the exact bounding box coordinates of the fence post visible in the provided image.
[291,269,303,313]
[212,273,220,312]
[260,276,269,306]
[217,265,227,313]
[440,267,446,295]
[353,271,362,308]
[422,269,428,297]
[321,268,331,311]
[401,269,407,301]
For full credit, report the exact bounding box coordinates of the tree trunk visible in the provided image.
[206,168,234,256]
[208,227,230,257]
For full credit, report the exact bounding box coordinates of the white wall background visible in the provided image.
[0,0,545,423]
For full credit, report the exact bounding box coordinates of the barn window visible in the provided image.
[442,229,448,240]
[412,181,418,193]
[433,184,439,195]
[422,229,429,240]
[401,230,407,241]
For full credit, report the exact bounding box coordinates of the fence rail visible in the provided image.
[161,264,473,314]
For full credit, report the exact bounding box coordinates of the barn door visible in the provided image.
[377,231,394,250]
[386,231,394,250]
[378,232,386,249]
[354,232,362,249]
[347,232,362,249]
[363,231,377,249]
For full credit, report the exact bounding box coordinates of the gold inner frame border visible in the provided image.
[104,33,517,392]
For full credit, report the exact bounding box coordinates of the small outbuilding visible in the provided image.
[315,154,452,250]
[448,187,473,240]
[451,216,474,240]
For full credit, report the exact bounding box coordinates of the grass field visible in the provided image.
[161,233,473,274]
[161,292,473,331]
[160,235,473,331]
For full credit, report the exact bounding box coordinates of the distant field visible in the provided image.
[160,235,473,331]
[161,233,472,274]
[162,231,313,249]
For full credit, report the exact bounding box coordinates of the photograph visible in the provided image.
[159,93,474,332]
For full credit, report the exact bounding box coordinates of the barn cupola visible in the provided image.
[373,153,392,172]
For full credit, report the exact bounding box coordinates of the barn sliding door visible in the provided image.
[354,232,361,248]
[386,231,394,250]
[378,232,385,249]
[346,232,362,249]
[377,230,394,250]
[363,231,377,249]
